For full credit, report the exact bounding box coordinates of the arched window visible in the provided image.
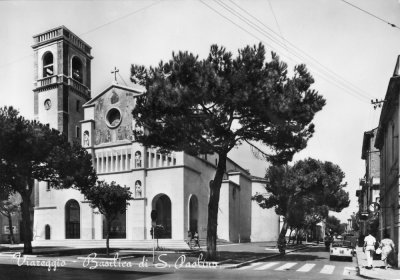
[65,200,80,239]
[72,57,83,83]
[45,224,51,240]
[43,52,54,77]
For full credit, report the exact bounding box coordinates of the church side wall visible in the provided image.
[183,154,215,241]
[238,175,252,242]
[146,168,185,240]
[33,188,91,240]
[218,181,231,241]
[251,181,279,241]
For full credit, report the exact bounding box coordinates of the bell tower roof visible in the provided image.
[32,25,92,58]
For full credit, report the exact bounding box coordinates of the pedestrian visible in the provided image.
[363,233,376,269]
[194,231,200,249]
[187,231,192,249]
[379,232,396,269]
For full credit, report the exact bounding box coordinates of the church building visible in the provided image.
[31,26,279,248]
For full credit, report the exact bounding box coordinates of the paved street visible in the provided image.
[0,244,364,280]
[227,245,362,279]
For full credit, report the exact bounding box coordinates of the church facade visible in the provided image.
[31,26,279,247]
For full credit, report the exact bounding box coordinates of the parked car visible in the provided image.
[343,234,357,249]
[329,240,353,261]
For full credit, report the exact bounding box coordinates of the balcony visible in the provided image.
[68,78,90,96]
[34,75,90,96]
[34,75,63,90]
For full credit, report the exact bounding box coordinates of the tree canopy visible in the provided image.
[326,215,346,236]
[0,106,97,253]
[253,158,350,252]
[84,180,133,256]
[130,43,325,259]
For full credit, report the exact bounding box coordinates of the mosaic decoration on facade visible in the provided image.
[94,88,136,145]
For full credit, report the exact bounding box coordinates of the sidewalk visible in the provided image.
[355,246,400,280]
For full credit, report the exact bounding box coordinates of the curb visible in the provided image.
[355,250,365,278]
[221,244,312,269]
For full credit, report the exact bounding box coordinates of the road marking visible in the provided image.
[320,265,335,274]
[274,262,297,271]
[238,262,264,270]
[343,266,357,275]
[296,263,316,272]
[254,262,280,270]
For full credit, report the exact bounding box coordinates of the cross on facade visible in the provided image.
[111,67,119,82]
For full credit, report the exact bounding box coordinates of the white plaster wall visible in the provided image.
[130,200,146,239]
[146,167,184,240]
[84,106,95,120]
[217,182,230,241]
[33,188,89,240]
[37,87,59,130]
[238,175,252,242]
[183,154,215,240]
[251,181,279,241]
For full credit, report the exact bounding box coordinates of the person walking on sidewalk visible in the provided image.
[363,233,376,269]
[194,231,201,249]
[379,232,396,269]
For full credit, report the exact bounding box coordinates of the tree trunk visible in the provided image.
[106,219,111,257]
[206,153,227,261]
[278,217,289,254]
[7,214,14,244]
[288,228,293,244]
[21,192,32,254]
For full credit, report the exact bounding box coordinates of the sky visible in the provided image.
[1,0,400,223]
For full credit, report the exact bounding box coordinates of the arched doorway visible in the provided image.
[189,195,198,234]
[152,194,172,238]
[65,200,80,239]
[45,224,51,240]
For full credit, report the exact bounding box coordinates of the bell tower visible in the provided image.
[32,26,93,141]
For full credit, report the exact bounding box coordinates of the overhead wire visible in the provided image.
[267,0,288,51]
[215,0,374,103]
[200,0,379,157]
[117,71,128,86]
[340,0,400,30]
[227,0,374,101]
[209,1,367,103]
[0,0,163,70]
[79,0,163,37]
[215,0,368,103]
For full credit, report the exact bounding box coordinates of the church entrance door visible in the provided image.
[65,200,80,239]
[152,194,172,239]
[189,195,198,234]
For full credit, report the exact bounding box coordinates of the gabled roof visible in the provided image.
[83,82,145,108]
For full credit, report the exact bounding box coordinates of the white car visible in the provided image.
[329,240,354,261]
